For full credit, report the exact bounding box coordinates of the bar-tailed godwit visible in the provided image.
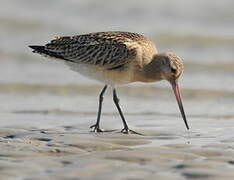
[29,31,189,134]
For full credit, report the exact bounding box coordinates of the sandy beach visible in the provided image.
[1,85,234,180]
[1,119,234,180]
[1,0,234,179]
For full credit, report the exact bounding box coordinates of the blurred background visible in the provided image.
[0,0,234,128]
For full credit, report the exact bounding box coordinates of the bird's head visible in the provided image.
[143,52,189,130]
[153,52,184,81]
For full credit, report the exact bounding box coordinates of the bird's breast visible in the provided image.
[66,62,135,85]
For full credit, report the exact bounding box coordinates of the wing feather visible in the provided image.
[44,33,137,69]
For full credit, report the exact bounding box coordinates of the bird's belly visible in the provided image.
[66,63,133,85]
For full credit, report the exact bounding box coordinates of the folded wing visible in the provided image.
[30,33,137,70]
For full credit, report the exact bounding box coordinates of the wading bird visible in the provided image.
[29,31,189,134]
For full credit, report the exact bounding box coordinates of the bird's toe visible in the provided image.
[90,124,104,133]
[121,128,143,135]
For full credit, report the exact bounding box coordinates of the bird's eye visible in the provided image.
[171,67,177,73]
[169,61,177,74]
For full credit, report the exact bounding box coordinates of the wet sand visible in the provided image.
[1,86,234,180]
[1,120,234,180]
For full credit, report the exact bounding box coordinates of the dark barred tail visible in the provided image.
[29,45,64,59]
[29,45,45,53]
[28,45,75,62]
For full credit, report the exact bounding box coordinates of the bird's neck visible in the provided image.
[135,60,163,83]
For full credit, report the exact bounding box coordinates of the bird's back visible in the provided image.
[29,31,158,85]
[30,31,157,69]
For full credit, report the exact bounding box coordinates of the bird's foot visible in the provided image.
[90,124,104,133]
[121,128,143,135]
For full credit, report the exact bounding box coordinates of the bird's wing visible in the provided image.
[43,33,137,69]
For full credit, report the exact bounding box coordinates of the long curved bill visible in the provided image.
[170,80,189,130]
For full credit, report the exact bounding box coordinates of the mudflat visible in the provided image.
[1,86,234,180]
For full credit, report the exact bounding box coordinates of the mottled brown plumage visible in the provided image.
[43,32,155,70]
[29,31,189,133]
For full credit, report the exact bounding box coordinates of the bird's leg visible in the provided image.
[90,85,108,132]
[112,89,129,132]
[112,89,142,135]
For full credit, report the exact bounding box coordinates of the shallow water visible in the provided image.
[1,0,234,179]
